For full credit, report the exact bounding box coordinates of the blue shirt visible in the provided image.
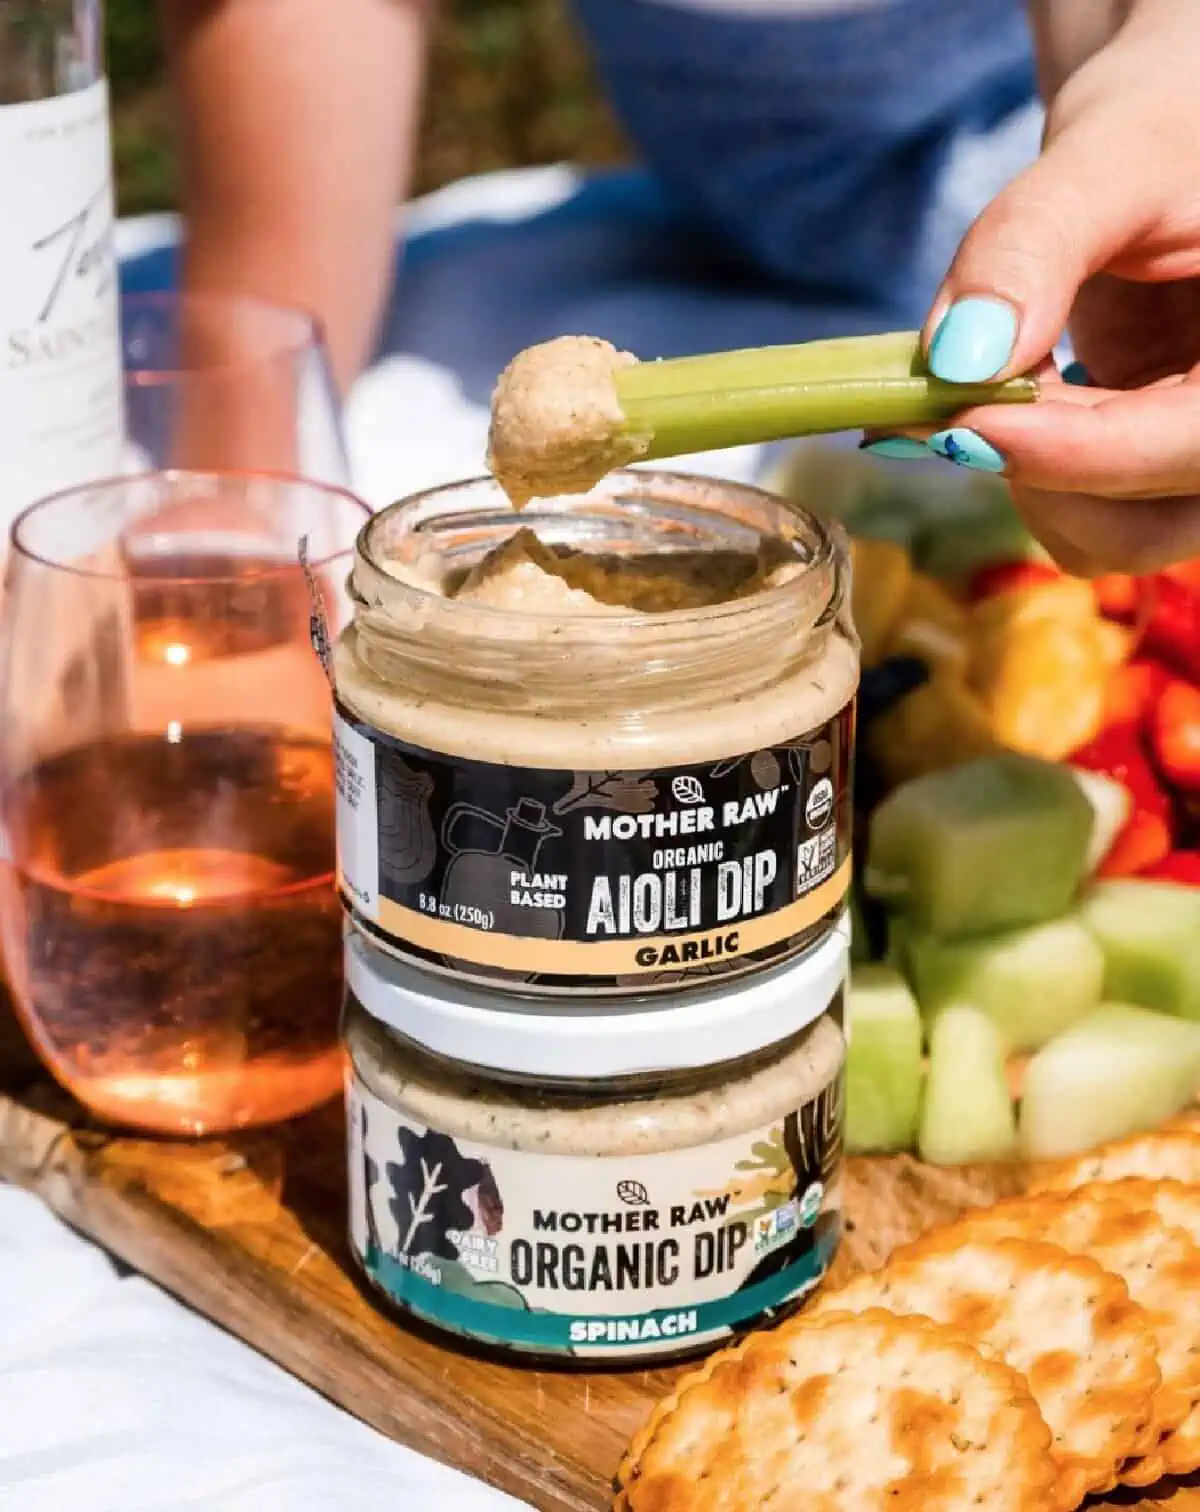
[572,0,1037,320]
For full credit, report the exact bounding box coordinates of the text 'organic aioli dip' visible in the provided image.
[344,923,848,1362]
[333,471,858,995]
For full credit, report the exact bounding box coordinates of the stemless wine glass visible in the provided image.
[120,291,350,487]
[0,470,369,1135]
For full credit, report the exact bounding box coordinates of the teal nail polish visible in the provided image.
[928,427,1006,474]
[1061,360,1091,387]
[860,436,930,460]
[929,297,1018,383]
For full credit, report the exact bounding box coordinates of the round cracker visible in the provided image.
[1065,1178,1200,1484]
[926,1187,1200,1487]
[1029,1130,1200,1194]
[809,1234,1159,1508]
[614,1309,1060,1512]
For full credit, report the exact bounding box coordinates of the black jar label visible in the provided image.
[334,697,853,989]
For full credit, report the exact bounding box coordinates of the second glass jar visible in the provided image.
[333,469,858,997]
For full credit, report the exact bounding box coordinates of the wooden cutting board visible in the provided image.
[1,1008,1197,1512]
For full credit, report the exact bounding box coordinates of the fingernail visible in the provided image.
[929,297,1018,383]
[928,427,1006,474]
[1061,360,1091,386]
[859,436,931,460]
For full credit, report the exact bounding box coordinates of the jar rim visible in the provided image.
[352,469,845,637]
[345,918,849,1080]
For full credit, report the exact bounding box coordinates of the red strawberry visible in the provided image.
[1143,851,1200,886]
[1141,575,1200,685]
[1093,573,1143,624]
[1097,810,1173,878]
[967,560,1061,603]
[1160,558,1200,594]
[1151,679,1200,796]
[1102,660,1172,731]
[1072,724,1171,818]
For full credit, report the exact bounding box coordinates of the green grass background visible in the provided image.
[108,0,625,215]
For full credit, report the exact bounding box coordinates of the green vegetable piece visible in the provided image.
[866,753,1094,937]
[1070,769,1132,876]
[1019,1003,1200,1159]
[905,917,1105,1053]
[615,332,1037,459]
[1078,880,1200,1020]
[911,492,1038,581]
[918,1004,1017,1166]
[845,965,924,1155]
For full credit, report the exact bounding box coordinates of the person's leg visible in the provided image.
[573,0,1037,319]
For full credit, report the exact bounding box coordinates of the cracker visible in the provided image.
[809,1234,1159,1507]
[928,1187,1200,1485]
[1029,1130,1200,1194]
[1064,1178,1200,1483]
[613,1309,1060,1512]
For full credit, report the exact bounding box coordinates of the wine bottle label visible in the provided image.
[0,80,123,534]
[347,1056,844,1359]
[334,695,853,989]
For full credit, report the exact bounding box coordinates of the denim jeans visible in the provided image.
[573,0,1036,318]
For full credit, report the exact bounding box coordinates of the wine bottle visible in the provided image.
[0,0,122,539]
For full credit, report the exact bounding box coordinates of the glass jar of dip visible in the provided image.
[333,469,857,996]
[344,919,848,1365]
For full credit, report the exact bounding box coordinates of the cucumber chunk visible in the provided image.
[918,1004,1017,1165]
[1019,1003,1200,1158]
[1070,768,1133,875]
[912,493,1038,581]
[866,753,1094,937]
[905,917,1105,1052]
[1078,880,1200,1019]
[845,965,923,1154]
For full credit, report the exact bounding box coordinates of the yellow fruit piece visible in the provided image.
[851,537,912,667]
[887,573,970,673]
[869,673,1000,786]
[970,618,1107,760]
[1095,619,1134,670]
[969,577,1097,642]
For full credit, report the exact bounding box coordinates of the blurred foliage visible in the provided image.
[106,0,625,216]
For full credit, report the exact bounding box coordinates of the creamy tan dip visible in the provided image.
[486,335,652,506]
[348,999,846,1157]
[335,525,858,769]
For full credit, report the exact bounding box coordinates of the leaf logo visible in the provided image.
[617,1179,650,1206]
[671,775,705,806]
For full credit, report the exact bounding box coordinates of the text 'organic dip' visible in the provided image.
[343,923,848,1362]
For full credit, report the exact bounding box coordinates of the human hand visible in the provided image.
[864,0,1200,575]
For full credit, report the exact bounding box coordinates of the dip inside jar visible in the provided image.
[333,471,858,995]
[344,923,849,1363]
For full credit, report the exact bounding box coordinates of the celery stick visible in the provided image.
[615,331,1035,459]
[618,330,928,399]
[623,376,1035,459]
[487,330,1036,507]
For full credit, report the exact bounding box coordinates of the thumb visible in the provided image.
[924,127,1152,383]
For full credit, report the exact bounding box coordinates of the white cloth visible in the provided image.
[0,1185,525,1510]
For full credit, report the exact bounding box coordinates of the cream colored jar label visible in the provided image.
[347,1062,843,1359]
[334,696,854,989]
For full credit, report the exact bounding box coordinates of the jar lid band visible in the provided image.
[345,919,849,1079]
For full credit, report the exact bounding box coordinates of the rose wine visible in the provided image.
[1,725,343,1134]
[0,0,122,537]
